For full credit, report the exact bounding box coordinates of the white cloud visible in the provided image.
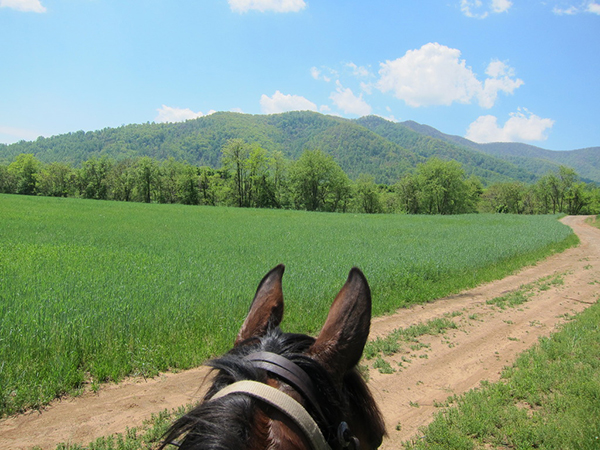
[376,113,400,123]
[377,43,523,109]
[155,105,215,123]
[0,0,46,13]
[552,1,600,14]
[480,60,524,108]
[0,125,43,143]
[460,0,512,18]
[329,82,372,116]
[461,0,488,18]
[378,43,479,107]
[310,66,336,82]
[346,62,372,78]
[589,2,600,13]
[260,90,317,114]
[491,0,512,13]
[360,81,374,95]
[553,5,579,14]
[466,109,555,143]
[228,0,306,13]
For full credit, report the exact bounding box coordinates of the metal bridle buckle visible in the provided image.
[337,421,360,450]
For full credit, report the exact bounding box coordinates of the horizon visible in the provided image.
[2,109,599,153]
[1,1,599,151]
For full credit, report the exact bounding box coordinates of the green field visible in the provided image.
[405,302,600,450]
[0,194,576,417]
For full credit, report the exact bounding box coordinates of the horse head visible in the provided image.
[160,265,385,450]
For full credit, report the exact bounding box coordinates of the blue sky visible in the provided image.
[1,0,599,150]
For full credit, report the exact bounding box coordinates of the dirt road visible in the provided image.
[1,216,598,450]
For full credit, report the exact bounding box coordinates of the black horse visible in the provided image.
[160,265,385,450]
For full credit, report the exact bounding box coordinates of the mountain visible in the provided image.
[355,116,537,184]
[1,111,597,184]
[400,120,600,183]
[0,112,420,184]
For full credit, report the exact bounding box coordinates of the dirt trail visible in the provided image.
[1,216,598,450]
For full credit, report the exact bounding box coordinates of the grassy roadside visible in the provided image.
[404,298,600,450]
[586,215,600,229]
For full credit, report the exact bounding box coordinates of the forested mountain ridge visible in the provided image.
[1,111,597,184]
[400,120,600,183]
[0,112,419,184]
[355,116,536,184]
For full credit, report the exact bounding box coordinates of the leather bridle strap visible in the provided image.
[245,352,327,425]
[211,380,332,450]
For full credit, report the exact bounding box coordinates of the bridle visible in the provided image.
[224,352,360,450]
[168,351,361,450]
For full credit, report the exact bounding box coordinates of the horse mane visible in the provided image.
[159,326,385,449]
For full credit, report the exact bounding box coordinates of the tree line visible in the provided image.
[1,139,599,215]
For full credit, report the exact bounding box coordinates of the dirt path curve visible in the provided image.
[1,216,598,450]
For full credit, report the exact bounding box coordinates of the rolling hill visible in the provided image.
[1,111,597,184]
[400,120,600,183]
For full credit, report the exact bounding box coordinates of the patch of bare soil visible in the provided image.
[1,216,598,450]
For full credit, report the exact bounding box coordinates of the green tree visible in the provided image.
[536,166,579,214]
[222,139,251,207]
[289,149,351,212]
[37,162,75,197]
[0,163,16,193]
[79,157,113,200]
[395,174,420,214]
[247,146,273,208]
[355,174,382,214]
[481,181,527,214]
[198,166,222,206]
[8,154,41,195]
[415,158,478,214]
[395,159,480,215]
[158,158,185,204]
[177,165,200,205]
[135,157,159,203]
[464,175,483,213]
[564,181,590,215]
[534,175,553,214]
[108,159,136,202]
[270,150,289,208]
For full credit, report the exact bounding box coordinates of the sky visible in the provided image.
[1,0,599,151]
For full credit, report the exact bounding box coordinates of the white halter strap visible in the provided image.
[211,380,332,450]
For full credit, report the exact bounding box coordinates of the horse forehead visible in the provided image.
[266,377,305,403]
[249,378,312,450]
[268,416,313,450]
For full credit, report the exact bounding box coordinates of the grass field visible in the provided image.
[0,194,576,417]
[405,302,600,450]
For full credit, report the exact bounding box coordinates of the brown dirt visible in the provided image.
[1,216,599,450]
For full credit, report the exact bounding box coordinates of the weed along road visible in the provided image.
[0,215,598,450]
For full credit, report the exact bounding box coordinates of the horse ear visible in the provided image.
[309,268,371,379]
[235,264,285,345]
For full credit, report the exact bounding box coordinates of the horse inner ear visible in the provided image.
[309,268,372,378]
[235,264,285,345]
